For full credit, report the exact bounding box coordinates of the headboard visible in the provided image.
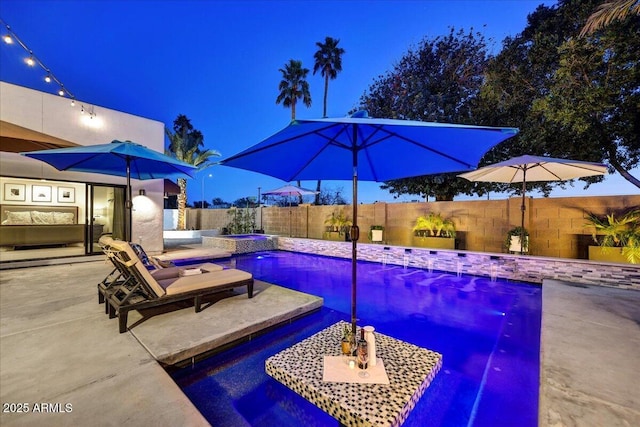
[0,204,79,225]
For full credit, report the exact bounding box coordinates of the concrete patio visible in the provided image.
[0,258,638,426]
[0,260,322,426]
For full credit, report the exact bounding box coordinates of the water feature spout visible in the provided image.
[382,247,390,266]
[456,253,466,277]
[403,248,412,269]
[490,256,500,282]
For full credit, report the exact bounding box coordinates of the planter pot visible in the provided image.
[588,246,630,264]
[324,231,345,242]
[370,229,383,242]
[411,236,455,249]
[509,236,529,254]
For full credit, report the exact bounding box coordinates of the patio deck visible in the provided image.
[0,255,638,426]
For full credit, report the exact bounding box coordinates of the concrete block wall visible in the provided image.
[186,194,639,261]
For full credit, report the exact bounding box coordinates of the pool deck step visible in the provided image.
[127,280,323,366]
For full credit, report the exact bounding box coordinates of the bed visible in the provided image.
[0,204,85,249]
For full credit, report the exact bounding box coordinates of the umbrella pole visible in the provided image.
[350,130,359,337]
[520,169,526,254]
[126,158,132,242]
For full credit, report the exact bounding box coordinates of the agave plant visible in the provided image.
[586,208,640,264]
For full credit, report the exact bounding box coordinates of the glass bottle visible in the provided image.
[357,328,368,370]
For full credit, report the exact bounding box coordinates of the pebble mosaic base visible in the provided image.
[275,237,640,290]
[265,321,443,427]
[202,235,276,254]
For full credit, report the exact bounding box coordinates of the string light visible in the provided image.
[0,16,89,112]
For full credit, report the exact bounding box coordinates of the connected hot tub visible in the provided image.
[201,234,277,254]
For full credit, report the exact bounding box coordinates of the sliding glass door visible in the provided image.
[88,185,125,253]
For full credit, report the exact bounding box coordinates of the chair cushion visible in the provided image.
[163,269,252,296]
[150,263,223,281]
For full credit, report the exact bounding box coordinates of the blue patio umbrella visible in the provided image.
[22,140,197,241]
[222,111,519,335]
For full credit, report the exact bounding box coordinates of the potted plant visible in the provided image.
[585,208,640,264]
[505,226,529,254]
[323,211,352,241]
[368,225,384,243]
[411,212,456,249]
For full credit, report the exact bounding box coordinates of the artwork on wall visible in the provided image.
[32,185,52,202]
[58,186,75,203]
[3,183,26,201]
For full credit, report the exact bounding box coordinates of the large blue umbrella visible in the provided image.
[23,140,197,241]
[222,111,519,334]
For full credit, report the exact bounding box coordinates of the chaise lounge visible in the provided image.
[101,237,254,333]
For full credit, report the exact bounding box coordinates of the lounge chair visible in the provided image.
[102,238,254,333]
[97,236,223,303]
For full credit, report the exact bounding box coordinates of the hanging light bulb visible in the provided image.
[44,74,51,83]
[2,34,12,44]
[80,105,85,114]
[58,87,65,96]
[25,54,35,66]
[70,99,75,107]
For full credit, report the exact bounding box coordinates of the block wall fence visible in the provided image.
[186,194,639,260]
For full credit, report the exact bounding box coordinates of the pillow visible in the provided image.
[4,211,32,225]
[130,243,161,270]
[31,211,55,225]
[52,212,75,224]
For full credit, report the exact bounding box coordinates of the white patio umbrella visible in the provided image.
[459,155,608,252]
[263,184,318,236]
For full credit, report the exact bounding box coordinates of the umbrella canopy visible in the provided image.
[222,111,519,334]
[459,155,608,252]
[22,139,197,241]
[263,184,319,237]
[263,184,318,197]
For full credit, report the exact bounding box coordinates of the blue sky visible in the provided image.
[1,0,637,204]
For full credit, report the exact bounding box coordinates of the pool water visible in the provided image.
[171,251,542,426]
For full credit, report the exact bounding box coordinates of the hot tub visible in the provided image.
[202,234,276,254]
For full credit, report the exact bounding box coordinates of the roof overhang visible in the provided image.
[0,120,79,153]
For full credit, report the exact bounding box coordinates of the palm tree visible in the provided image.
[313,36,345,118]
[165,115,220,230]
[276,59,312,121]
[580,0,640,36]
[312,37,345,204]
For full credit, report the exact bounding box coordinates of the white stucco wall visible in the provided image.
[0,82,166,253]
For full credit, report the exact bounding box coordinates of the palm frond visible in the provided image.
[580,0,640,36]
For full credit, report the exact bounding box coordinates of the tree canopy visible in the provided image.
[165,114,220,229]
[359,28,490,200]
[359,1,639,200]
[480,0,639,191]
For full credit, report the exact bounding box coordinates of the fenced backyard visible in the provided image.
[182,194,639,261]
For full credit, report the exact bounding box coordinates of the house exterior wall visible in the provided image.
[0,82,166,252]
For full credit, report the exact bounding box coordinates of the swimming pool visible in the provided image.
[171,251,541,426]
